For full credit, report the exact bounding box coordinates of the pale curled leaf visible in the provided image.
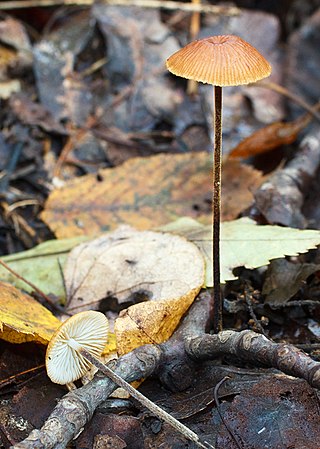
[64,227,205,354]
[160,217,320,285]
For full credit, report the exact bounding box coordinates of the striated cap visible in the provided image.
[46,311,109,385]
[166,35,271,87]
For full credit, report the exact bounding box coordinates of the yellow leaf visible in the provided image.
[0,282,62,345]
[41,153,262,238]
[115,286,200,355]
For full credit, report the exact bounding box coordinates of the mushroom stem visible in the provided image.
[78,347,214,449]
[213,85,222,333]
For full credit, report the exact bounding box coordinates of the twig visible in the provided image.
[256,80,320,123]
[186,330,320,389]
[0,0,240,15]
[78,57,108,79]
[79,349,214,449]
[244,284,265,335]
[1,201,38,248]
[0,365,45,392]
[6,199,40,213]
[53,127,87,178]
[187,0,201,96]
[213,376,241,449]
[254,129,320,227]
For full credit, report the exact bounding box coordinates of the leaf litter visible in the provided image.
[0,3,320,449]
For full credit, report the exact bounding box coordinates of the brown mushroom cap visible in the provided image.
[166,35,271,87]
[46,311,109,385]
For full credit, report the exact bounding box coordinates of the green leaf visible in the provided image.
[159,217,320,286]
[0,236,88,301]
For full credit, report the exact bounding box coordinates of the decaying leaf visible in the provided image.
[0,236,88,300]
[262,259,320,307]
[41,152,262,238]
[220,159,263,220]
[228,112,313,159]
[0,282,62,345]
[160,217,320,285]
[64,227,205,354]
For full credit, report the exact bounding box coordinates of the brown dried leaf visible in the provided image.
[262,259,320,307]
[9,94,67,135]
[41,152,262,238]
[221,159,263,220]
[229,113,311,159]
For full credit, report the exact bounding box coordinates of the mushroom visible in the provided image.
[166,35,271,332]
[46,311,213,449]
[46,310,109,385]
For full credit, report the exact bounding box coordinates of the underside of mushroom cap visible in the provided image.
[166,35,272,87]
[46,311,109,385]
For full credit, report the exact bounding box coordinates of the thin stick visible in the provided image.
[213,86,222,333]
[187,0,201,95]
[0,259,66,314]
[79,348,215,449]
[213,377,241,448]
[256,80,320,123]
[0,0,239,15]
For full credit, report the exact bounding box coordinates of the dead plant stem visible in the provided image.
[0,0,239,15]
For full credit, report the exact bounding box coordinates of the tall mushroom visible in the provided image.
[46,311,213,449]
[166,35,271,332]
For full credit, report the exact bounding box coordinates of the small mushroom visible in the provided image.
[46,311,213,449]
[166,35,271,332]
[46,310,109,385]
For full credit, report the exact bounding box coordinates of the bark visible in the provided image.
[186,330,320,389]
[254,129,320,227]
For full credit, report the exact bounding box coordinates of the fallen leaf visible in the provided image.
[217,375,320,448]
[287,8,320,114]
[228,112,313,159]
[0,236,89,301]
[64,227,205,355]
[33,11,94,125]
[262,259,320,307]
[76,414,144,449]
[41,152,262,238]
[0,282,62,345]
[9,94,67,135]
[0,80,21,99]
[160,217,320,286]
[220,159,263,221]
